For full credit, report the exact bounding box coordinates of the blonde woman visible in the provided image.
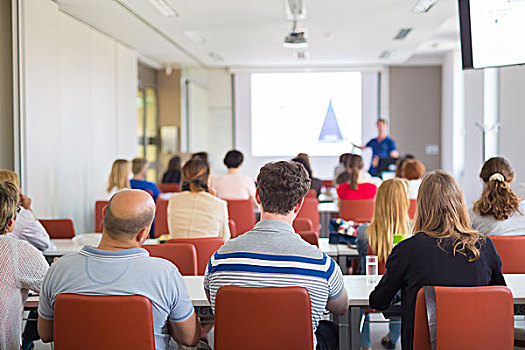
[356,178,410,350]
[167,158,230,240]
[369,170,505,350]
[0,170,50,251]
[106,159,131,199]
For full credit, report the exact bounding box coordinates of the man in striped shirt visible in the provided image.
[204,161,348,350]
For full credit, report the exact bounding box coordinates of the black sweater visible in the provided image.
[369,233,506,350]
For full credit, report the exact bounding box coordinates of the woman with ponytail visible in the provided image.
[470,157,525,236]
[167,158,230,240]
[369,170,505,350]
[336,154,377,200]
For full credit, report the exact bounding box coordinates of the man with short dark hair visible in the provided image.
[212,149,256,204]
[356,119,399,176]
[130,157,161,200]
[204,161,348,350]
[37,190,200,349]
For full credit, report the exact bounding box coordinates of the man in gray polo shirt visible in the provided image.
[37,190,200,349]
[204,161,349,350]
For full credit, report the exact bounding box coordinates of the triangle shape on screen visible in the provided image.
[318,100,343,142]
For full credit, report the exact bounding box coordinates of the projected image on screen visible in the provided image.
[250,72,361,157]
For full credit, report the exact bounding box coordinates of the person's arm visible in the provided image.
[388,139,399,158]
[326,287,349,315]
[485,238,507,286]
[221,202,231,240]
[152,183,161,199]
[37,317,54,343]
[168,312,201,347]
[369,243,407,310]
[10,205,51,251]
[325,257,349,315]
[16,240,49,291]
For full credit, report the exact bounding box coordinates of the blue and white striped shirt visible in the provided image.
[203,220,344,347]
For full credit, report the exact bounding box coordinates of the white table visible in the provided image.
[43,236,159,257]
[318,202,339,238]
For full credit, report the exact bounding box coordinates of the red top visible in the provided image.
[337,182,377,200]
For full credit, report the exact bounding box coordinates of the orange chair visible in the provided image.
[226,199,256,238]
[297,231,319,247]
[143,243,198,276]
[339,199,375,223]
[321,180,333,188]
[158,183,181,193]
[39,219,76,239]
[167,237,225,275]
[293,217,314,233]
[305,189,317,198]
[409,199,417,219]
[154,197,169,237]
[489,235,525,273]
[296,197,320,233]
[228,219,237,238]
[54,294,155,350]
[95,201,108,233]
[214,286,313,350]
[413,286,514,350]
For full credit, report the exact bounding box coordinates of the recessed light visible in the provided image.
[379,49,394,59]
[183,30,208,46]
[147,0,180,18]
[412,0,440,14]
[393,28,413,40]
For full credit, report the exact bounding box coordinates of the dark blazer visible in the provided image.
[369,233,505,350]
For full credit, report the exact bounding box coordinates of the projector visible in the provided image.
[282,29,308,48]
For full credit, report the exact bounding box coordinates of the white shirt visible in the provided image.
[408,179,422,200]
[167,191,230,240]
[213,173,256,203]
[7,207,50,251]
[0,236,48,350]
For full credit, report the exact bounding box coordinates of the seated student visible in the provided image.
[213,150,255,204]
[0,170,50,251]
[105,159,131,199]
[292,155,322,197]
[0,181,49,350]
[334,153,352,181]
[336,156,377,200]
[162,156,181,184]
[37,190,200,349]
[394,154,415,178]
[168,158,230,240]
[130,158,161,200]
[335,154,375,186]
[204,161,348,350]
[356,178,411,350]
[401,158,426,200]
[470,156,525,236]
[369,170,506,350]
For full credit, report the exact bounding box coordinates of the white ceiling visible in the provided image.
[56,0,460,68]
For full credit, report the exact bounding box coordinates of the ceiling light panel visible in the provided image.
[412,0,440,14]
[147,0,180,17]
[183,30,208,45]
[394,28,413,40]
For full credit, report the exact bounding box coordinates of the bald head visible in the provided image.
[103,190,155,240]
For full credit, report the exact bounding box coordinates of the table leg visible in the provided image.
[320,212,329,238]
[334,310,350,350]
[350,306,361,350]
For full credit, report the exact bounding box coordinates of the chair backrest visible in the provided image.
[226,199,256,238]
[305,189,317,198]
[296,197,320,233]
[95,201,108,233]
[54,294,155,350]
[158,183,181,193]
[321,179,333,188]
[39,219,76,239]
[366,245,386,274]
[488,235,525,273]
[413,286,514,350]
[297,231,319,247]
[167,237,225,275]
[339,199,375,223]
[228,219,237,238]
[409,199,417,219]
[143,243,198,276]
[214,286,313,350]
[293,217,314,233]
[154,197,169,238]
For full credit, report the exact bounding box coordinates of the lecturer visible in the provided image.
[356,119,399,176]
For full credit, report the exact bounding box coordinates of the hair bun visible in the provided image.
[489,173,505,182]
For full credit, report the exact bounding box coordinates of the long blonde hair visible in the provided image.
[0,170,21,189]
[367,178,410,262]
[107,159,131,193]
[413,170,484,262]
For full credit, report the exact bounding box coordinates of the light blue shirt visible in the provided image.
[39,246,194,350]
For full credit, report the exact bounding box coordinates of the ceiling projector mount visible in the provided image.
[283,20,308,48]
[282,0,309,57]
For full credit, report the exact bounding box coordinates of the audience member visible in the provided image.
[213,150,256,204]
[369,170,505,350]
[394,154,415,178]
[191,152,208,163]
[130,158,161,200]
[336,155,377,200]
[37,190,200,349]
[167,159,230,240]
[0,181,48,350]
[356,178,410,350]
[470,156,525,235]
[162,156,182,184]
[334,153,352,180]
[292,155,322,197]
[0,170,50,251]
[402,158,426,200]
[204,161,348,350]
[335,154,375,186]
[105,159,131,199]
